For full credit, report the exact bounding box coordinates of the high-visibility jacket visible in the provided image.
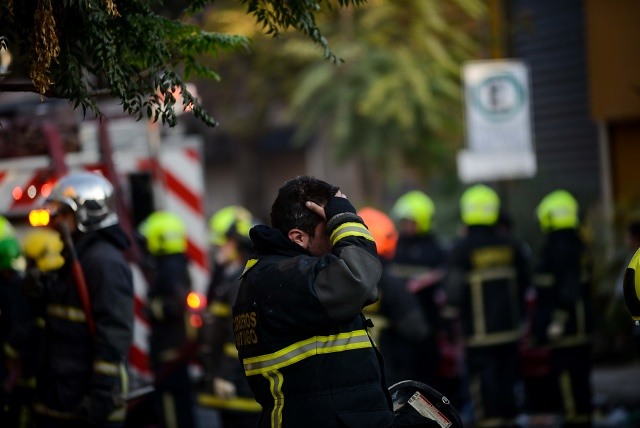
[445,225,530,348]
[233,220,394,428]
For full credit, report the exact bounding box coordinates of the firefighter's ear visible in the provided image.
[288,228,309,249]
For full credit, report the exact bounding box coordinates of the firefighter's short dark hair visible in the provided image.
[270,176,338,237]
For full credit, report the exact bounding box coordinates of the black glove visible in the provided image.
[324,196,361,232]
[77,389,119,425]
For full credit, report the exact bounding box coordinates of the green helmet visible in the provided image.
[208,205,252,245]
[536,189,579,232]
[139,211,187,255]
[0,216,20,270]
[460,184,500,226]
[391,191,435,234]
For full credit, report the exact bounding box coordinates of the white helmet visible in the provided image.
[45,171,119,232]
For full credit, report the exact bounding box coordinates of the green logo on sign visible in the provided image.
[470,73,525,122]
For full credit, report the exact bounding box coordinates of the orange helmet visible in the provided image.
[358,207,398,260]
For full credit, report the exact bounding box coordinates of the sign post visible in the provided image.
[457,60,536,183]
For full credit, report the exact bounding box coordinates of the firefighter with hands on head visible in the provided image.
[389,191,452,395]
[530,190,593,427]
[138,210,198,428]
[232,176,395,427]
[443,184,530,428]
[201,205,261,427]
[26,171,134,428]
[358,207,429,386]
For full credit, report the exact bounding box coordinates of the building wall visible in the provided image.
[502,0,601,252]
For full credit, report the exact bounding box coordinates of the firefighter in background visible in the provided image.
[199,205,253,390]
[28,171,134,427]
[139,211,198,428]
[0,217,33,427]
[18,227,65,426]
[201,205,260,427]
[530,190,593,427]
[8,227,66,428]
[358,207,429,386]
[389,191,450,393]
[443,184,530,428]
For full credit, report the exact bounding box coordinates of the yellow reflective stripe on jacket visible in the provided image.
[209,301,232,317]
[467,266,520,346]
[534,273,555,287]
[4,343,18,358]
[467,266,517,283]
[329,222,373,246]
[242,258,259,276]
[465,329,522,347]
[265,370,284,428]
[198,393,262,412]
[46,304,86,322]
[388,264,432,279]
[243,330,372,376]
[33,402,77,419]
[94,360,120,376]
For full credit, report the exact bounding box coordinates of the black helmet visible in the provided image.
[389,380,463,428]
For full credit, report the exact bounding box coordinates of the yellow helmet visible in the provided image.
[22,227,65,272]
[139,211,187,255]
[623,248,640,320]
[460,184,500,226]
[208,205,252,245]
[391,191,435,234]
[536,190,579,233]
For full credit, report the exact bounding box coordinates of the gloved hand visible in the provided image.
[77,389,118,425]
[547,310,568,341]
[323,192,357,221]
[213,377,237,400]
[546,320,565,341]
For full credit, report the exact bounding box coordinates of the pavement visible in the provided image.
[591,362,640,427]
[592,362,640,409]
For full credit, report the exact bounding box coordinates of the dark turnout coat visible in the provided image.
[233,215,394,427]
[34,226,134,424]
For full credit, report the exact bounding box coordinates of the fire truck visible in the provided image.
[0,97,210,387]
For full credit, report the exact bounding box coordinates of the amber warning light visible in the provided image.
[186,291,207,328]
[29,209,51,227]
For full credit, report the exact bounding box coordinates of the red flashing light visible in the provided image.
[12,186,23,201]
[41,182,54,197]
[189,314,203,328]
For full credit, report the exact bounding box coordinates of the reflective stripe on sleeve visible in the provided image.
[46,304,86,322]
[534,273,555,287]
[243,329,372,376]
[198,393,262,412]
[94,360,120,376]
[330,222,374,246]
[209,301,231,317]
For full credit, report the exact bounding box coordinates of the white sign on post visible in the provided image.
[457,60,536,183]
